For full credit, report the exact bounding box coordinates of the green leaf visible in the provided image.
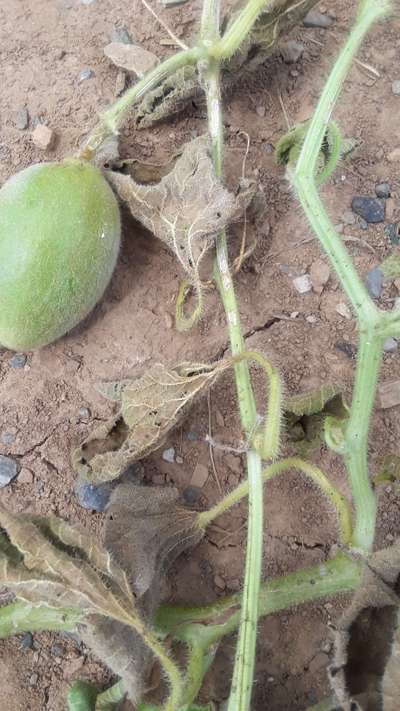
[285,384,343,417]
[68,681,98,711]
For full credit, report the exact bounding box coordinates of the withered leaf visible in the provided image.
[108,135,255,294]
[0,506,136,627]
[81,484,203,703]
[73,359,231,483]
[133,0,319,127]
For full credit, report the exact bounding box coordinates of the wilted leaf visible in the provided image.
[108,135,255,300]
[73,360,231,483]
[133,0,319,127]
[329,543,400,710]
[81,484,203,703]
[0,506,136,627]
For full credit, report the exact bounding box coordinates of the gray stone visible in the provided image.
[0,455,18,487]
[14,108,29,130]
[9,353,27,369]
[365,267,384,299]
[281,40,304,64]
[78,407,91,422]
[75,477,114,512]
[351,196,385,224]
[104,42,158,78]
[110,26,133,45]
[78,68,94,82]
[392,80,400,96]
[375,182,391,199]
[342,210,356,225]
[303,10,333,28]
[1,432,16,445]
[20,633,34,649]
[383,337,398,353]
[182,486,201,505]
[292,274,312,294]
[162,447,175,463]
[384,223,400,245]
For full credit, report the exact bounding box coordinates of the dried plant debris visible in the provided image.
[72,359,232,483]
[0,506,136,624]
[82,484,202,703]
[329,544,400,710]
[108,135,255,297]
[133,0,319,127]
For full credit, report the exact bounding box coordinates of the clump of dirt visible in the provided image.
[1,1,400,709]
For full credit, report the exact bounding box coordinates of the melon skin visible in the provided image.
[0,159,121,351]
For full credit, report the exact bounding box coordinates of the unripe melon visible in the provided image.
[0,159,120,351]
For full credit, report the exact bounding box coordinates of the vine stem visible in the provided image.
[201,4,265,708]
[291,0,391,552]
[197,456,353,546]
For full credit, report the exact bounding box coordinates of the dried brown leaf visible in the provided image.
[0,506,136,626]
[73,360,231,483]
[134,0,319,127]
[108,135,255,294]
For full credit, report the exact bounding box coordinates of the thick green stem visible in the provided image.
[212,0,271,59]
[202,16,263,708]
[291,0,391,553]
[82,47,203,157]
[157,554,361,646]
[198,456,352,546]
[345,332,381,550]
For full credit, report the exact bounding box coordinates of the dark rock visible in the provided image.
[365,266,384,299]
[75,477,114,512]
[281,40,304,64]
[384,223,400,245]
[51,642,64,657]
[182,486,201,505]
[20,633,34,649]
[375,182,391,199]
[110,26,133,45]
[303,10,333,28]
[0,455,19,487]
[351,196,385,224]
[15,108,29,130]
[9,353,27,369]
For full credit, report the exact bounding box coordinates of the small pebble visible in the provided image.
[306,315,317,324]
[256,105,266,117]
[182,486,201,505]
[0,455,19,487]
[14,108,29,130]
[78,68,94,82]
[309,259,330,294]
[104,42,159,78]
[214,574,226,590]
[375,182,391,199]
[75,477,114,512]
[281,40,304,64]
[20,633,34,650]
[358,217,368,231]
[342,210,356,225]
[303,10,333,28]
[186,431,198,442]
[388,147,400,162]
[80,0,95,4]
[1,431,16,445]
[335,302,351,320]
[29,673,39,686]
[378,380,400,409]
[365,266,384,299]
[190,463,209,488]
[176,455,183,464]
[162,447,175,463]
[9,353,27,369]
[51,643,64,657]
[18,468,34,485]
[392,80,400,96]
[351,196,385,224]
[384,223,400,245]
[383,337,398,353]
[292,274,312,294]
[31,124,55,151]
[111,26,133,44]
[78,407,91,422]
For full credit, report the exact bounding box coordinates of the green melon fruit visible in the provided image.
[0,159,121,351]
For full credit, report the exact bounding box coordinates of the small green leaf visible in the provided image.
[324,415,348,454]
[68,681,98,711]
